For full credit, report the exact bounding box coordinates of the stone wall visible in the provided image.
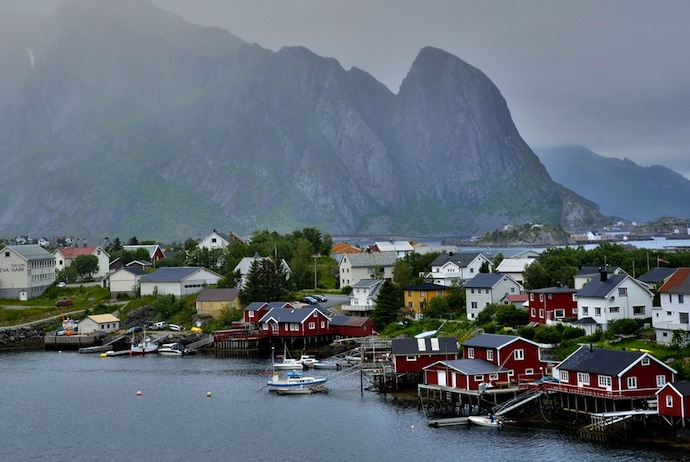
[0,325,47,348]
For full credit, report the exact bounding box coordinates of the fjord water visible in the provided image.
[0,351,674,462]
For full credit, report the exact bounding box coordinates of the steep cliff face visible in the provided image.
[0,0,605,240]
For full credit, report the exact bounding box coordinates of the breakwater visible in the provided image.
[0,324,46,348]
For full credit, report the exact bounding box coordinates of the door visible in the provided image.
[437,371,447,387]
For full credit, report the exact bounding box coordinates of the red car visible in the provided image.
[55,299,73,307]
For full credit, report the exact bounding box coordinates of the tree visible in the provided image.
[672,330,689,349]
[479,260,491,273]
[492,253,504,273]
[372,280,403,328]
[239,259,289,303]
[392,259,415,289]
[73,255,99,280]
[127,236,140,245]
[523,262,551,290]
[494,305,529,328]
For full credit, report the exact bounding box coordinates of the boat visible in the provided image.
[158,343,185,356]
[267,370,327,392]
[299,354,319,368]
[313,361,343,370]
[130,331,158,356]
[273,345,304,370]
[468,415,503,428]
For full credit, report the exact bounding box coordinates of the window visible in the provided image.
[487,350,494,361]
[471,289,475,294]
[525,368,534,375]
[248,311,254,318]
[408,301,413,307]
[598,375,612,388]
[627,376,638,389]
[680,294,685,304]
[595,307,601,316]
[657,375,667,387]
[633,306,645,316]
[320,321,325,328]
[514,349,524,360]
[470,268,475,273]
[308,322,315,329]
[490,373,499,380]
[666,395,674,408]
[681,313,689,324]
[530,293,534,301]
[539,294,544,302]
[471,302,477,309]
[474,375,483,382]
[406,356,417,361]
[618,287,627,297]
[555,309,565,318]
[582,306,589,316]
[577,372,590,386]
[531,308,536,317]
[560,370,569,382]
[408,290,412,296]
[539,309,544,318]
[467,348,474,359]
[641,357,650,366]
[485,289,490,295]
[510,287,515,294]
[609,306,619,314]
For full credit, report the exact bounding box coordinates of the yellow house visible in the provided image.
[195,288,241,319]
[404,283,449,320]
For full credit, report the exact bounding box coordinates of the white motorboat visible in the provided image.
[130,331,158,356]
[468,415,502,428]
[267,370,327,392]
[299,354,319,368]
[273,345,304,370]
[158,343,185,356]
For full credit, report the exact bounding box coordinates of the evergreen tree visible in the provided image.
[372,280,403,328]
[240,258,289,303]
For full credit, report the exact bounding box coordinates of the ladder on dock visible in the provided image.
[186,334,214,351]
[492,388,543,416]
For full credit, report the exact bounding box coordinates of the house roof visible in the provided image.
[195,288,239,302]
[56,246,105,259]
[576,266,623,276]
[113,266,147,276]
[529,286,578,295]
[428,358,508,375]
[576,274,629,298]
[258,306,329,323]
[462,333,528,349]
[6,245,54,261]
[496,257,535,273]
[557,346,656,376]
[430,252,485,268]
[123,245,164,258]
[330,315,372,327]
[659,268,690,295]
[661,382,690,397]
[374,241,414,252]
[403,283,449,291]
[638,267,677,285]
[244,301,295,311]
[343,251,398,268]
[504,294,529,303]
[571,317,599,325]
[85,314,119,324]
[331,242,362,254]
[391,337,458,355]
[464,273,516,289]
[140,267,217,282]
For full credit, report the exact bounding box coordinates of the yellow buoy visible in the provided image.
[207,392,212,397]
[100,353,107,358]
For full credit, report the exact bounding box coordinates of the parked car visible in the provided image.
[126,326,143,334]
[149,321,167,331]
[300,296,317,305]
[56,282,66,288]
[168,324,185,332]
[312,295,328,303]
[55,299,73,307]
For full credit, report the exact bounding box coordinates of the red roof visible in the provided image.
[659,268,690,293]
[505,294,528,302]
[57,246,98,259]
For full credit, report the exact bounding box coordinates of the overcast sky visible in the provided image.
[5,0,690,178]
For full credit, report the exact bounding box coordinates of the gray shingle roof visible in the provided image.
[7,244,54,261]
[638,267,676,284]
[330,315,371,327]
[431,252,484,267]
[391,337,458,355]
[576,274,627,298]
[118,267,147,276]
[140,266,204,282]
[462,333,519,349]
[432,358,508,375]
[344,251,398,267]
[195,288,239,302]
[668,382,690,397]
[259,306,328,323]
[558,346,644,376]
[464,273,506,288]
[529,286,578,294]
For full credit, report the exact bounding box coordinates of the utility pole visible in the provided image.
[313,256,318,290]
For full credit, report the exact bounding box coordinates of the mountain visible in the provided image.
[535,145,690,222]
[0,0,606,241]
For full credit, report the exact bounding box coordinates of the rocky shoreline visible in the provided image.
[0,325,48,349]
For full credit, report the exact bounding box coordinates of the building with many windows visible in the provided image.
[0,245,55,299]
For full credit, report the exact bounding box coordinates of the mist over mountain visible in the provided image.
[0,0,606,241]
[536,145,690,222]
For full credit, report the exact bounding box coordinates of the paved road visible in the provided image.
[0,309,86,331]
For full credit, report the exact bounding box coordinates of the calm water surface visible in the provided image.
[0,351,680,462]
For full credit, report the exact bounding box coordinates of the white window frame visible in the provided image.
[467,348,474,359]
[554,309,565,318]
[560,370,569,382]
[486,350,494,361]
[667,395,674,408]
[598,375,612,388]
[627,376,638,389]
[514,349,524,360]
[656,375,667,387]
[577,372,590,386]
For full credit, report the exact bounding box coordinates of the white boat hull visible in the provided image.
[468,416,502,427]
[267,372,327,392]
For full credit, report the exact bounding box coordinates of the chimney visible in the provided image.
[599,266,607,282]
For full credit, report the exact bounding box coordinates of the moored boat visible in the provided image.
[158,342,185,356]
[130,332,158,356]
[468,415,502,428]
[267,370,327,392]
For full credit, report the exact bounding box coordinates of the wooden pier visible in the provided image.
[44,334,97,350]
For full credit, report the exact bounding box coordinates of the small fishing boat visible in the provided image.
[158,342,185,356]
[273,345,304,370]
[130,330,158,356]
[299,354,319,368]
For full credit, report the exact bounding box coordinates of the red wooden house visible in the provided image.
[546,346,675,399]
[244,302,295,325]
[423,359,510,391]
[258,305,331,338]
[329,315,375,338]
[656,382,690,428]
[391,337,458,374]
[461,333,553,383]
[527,286,578,324]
